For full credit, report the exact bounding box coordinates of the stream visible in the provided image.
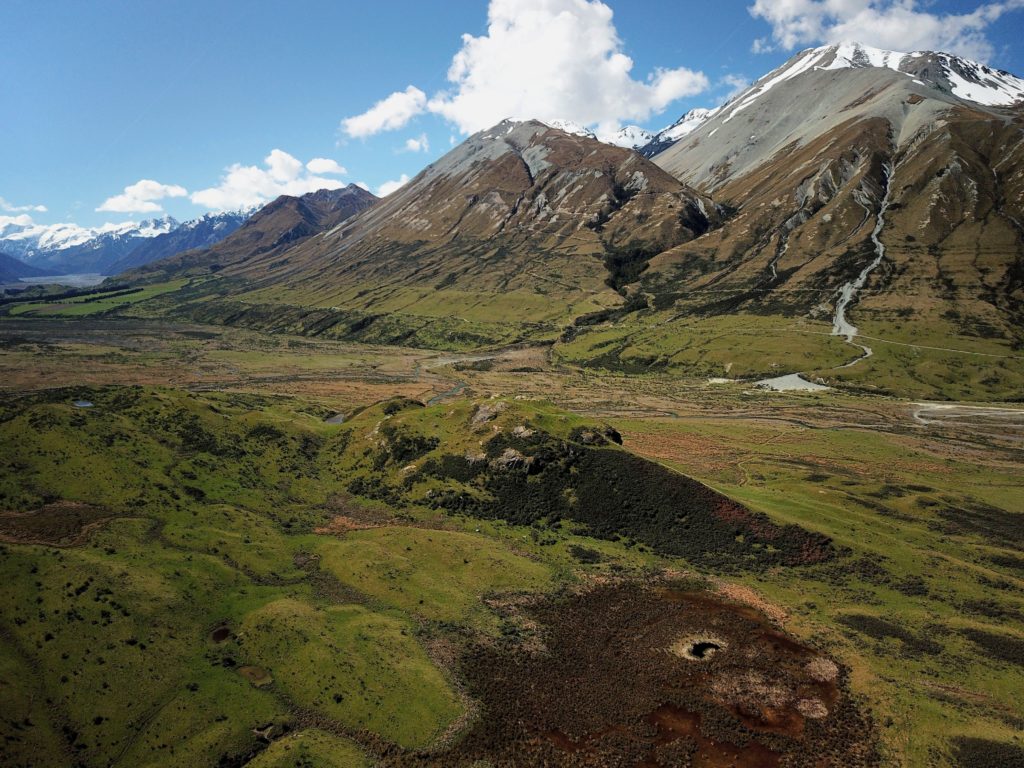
[830,161,893,366]
[756,162,894,391]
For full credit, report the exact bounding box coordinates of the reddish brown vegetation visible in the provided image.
[391,584,878,767]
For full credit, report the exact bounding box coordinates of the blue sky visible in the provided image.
[2,0,1022,229]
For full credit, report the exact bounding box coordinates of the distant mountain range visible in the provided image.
[0,217,179,274]
[106,209,256,274]
[124,184,378,282]
[0,208,257,276]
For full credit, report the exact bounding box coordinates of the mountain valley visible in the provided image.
[1,35,1023,768]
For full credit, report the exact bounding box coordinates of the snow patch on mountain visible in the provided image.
[657,108,717,142]
[602,125,654,149]
[542,119,597,139]
[936,53,1024,106]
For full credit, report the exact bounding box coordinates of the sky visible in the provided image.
[2,0,1022,231]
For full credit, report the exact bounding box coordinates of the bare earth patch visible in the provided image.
[0,501,115,546]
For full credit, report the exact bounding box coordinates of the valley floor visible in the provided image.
[0,317,1021,768]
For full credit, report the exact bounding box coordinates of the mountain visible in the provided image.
[164,120,720,346]
[125,185,378,282]
[542,119,597,139]
[113,45,1023,398]
[0,251,54,282]
[0,217,178,274]
[107,209,255,275]
[637,108,717,157]
[604,125,654,150]
[551,41,1024,396]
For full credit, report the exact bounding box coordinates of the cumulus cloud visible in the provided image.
[0,213,35,228]
[376,174,410,197]
[0,197,47,213]
[96,179,187,213]
[749,0,1024,62]
[404,134,430,153]
[341,86,428,138]
[306,157,348,175]
[339,0,709,138]
[191,149,346,211]
[720,74,751,99]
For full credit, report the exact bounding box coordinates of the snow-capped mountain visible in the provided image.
[603,125,655,150]
[541,119,597,139]
[107,208,258,274]
[820,42,1024,105]
[633,108,717,157]
[640,40,1024,357]
[0,217,178,273]
[714,42,1024,132]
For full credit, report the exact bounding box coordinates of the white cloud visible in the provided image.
[0,213,35,228]
[376,174,410,197]
[720,73,750,99]
[0,197,47,213]
[191,149,346,211]
[97,179,187,213]
[354,181,370,191]
[428,0,708,136]
[341,86,428,138]
[404,134,430,153]
[339,0,709,139]
[749,0,1024,62]
[306,157,348,175]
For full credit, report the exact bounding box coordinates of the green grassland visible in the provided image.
[615,415,1024,767]
[0,318,1022,766]
[0,387,670,766]
[4,280,189,318]
[246,730,367,768]
[5,274,1022,401]
[554,309,1024,400]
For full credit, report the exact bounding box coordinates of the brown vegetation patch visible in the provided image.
[392,584,877,766]
[238,665,273,687]
[314,495,397,536]
[713,580,789,625]
[0,501,115,546]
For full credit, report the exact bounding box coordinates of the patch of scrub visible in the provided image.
[415,584,876,767]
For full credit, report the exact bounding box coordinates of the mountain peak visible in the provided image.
[788,41,1024,106]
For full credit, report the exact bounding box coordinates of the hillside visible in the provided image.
[557,44,1024,398]
[0,251,54,282]
[126,185,378,282]
[150,121,719,348]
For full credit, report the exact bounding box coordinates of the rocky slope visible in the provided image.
[179,120,719,340]
[640,43,1024,348]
